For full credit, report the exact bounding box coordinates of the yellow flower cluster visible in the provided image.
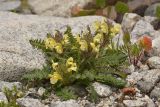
[45,37,63,54]
[76,35,88,52]
[90,33,103,53]
[79,40,88,51]
[93,19,108,34]
[45,37,56,49]
[62,34,69,44]
[110,24,121,37]
[66,57,77,72]
[49,57,77,85]
[49,71,62,84]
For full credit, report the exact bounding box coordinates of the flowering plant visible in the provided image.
[121,31,152,67]
[23,20,130,100]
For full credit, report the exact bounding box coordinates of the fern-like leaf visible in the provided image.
[29,39,46,52]
[96,74,126,88]
[55,87,77,101]
[22,66,50,81]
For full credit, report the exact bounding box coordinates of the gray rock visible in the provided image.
[144,97,155,107]
[138,95,155,107]
[137,69,160,93]
[38,87,46,96]
[0,11,105,81]
[145,3,160,17]
[0,81,22,91]
[137,80,155,93]
[152,36,160,56]
[131,20,155,42]
[121,13,141,32]
[103,6,117,20]
[50,100,80,107]
[147,56,160,69]
[142,69,160,84]
[127,0,152,12]
[157,82,160,87]
[144,16,158,24]
[139,64,149,71]
[126,71,146,85]
[28,0,92,17]
[124,64,135,74]
[143,16,159,29]
[123,100,147,107]
[16,98,45,107]
[92,82,112,97]
[0,0,20,11]
[0,92,8,103]
[150,87,160,99]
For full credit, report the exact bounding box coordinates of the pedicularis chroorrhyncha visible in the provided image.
[23,19,152,101]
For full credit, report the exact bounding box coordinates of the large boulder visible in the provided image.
[28,0,92,17]
[145,3,160,17]
[0,11,105,81]
[0,0,20,11]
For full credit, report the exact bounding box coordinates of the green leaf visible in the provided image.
[156,6,160,19]
[87,85,99,103]
[29,39,46,52]
[96,0,106,8]
[131,44,140,56]
[123,30,131,45]
[22,66,50,81]
[115,1,129,14]
[55,87,77,101]
[73,9,96,16]
[97,49,127,66]
[96,74,126,88]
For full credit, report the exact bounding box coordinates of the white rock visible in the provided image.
[92,82,112,97]
[38,87,46,96]
[137,69,160,93]
[152,36,160,56]
[147,56,160,69]
[143,16,159,28]
[17,98,45,107]
[150,86,160,99]
[50,100,80,107]
[145,3,160,17]
[126,71,146,85]
[121,13,141,32]
[0,81,22,91]
[123,100,147,107]
[0,92,8,103]
[0,11,106,81]
[127,0,151,11]
[131,20,155,42]
[0,0,20,11]
[28,0,92,17]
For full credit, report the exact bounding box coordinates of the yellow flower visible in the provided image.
[66,57,74,67]
[93,19,108,33]
[93,33,103,44]
[67,63,77,72]
[75,35,81,43]
[79,40,88,51]
[90,42,100,53]
[63,34,69,44]
[49,72,62,84]
[66,57,77,72]
[110,24,121,37]
[93,21,101,31]
[52,61,58,70]
[101,21,108,34]
[45,37,56,49]
[55,43,63,54]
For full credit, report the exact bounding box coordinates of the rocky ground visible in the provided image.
[0,0,160,107]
